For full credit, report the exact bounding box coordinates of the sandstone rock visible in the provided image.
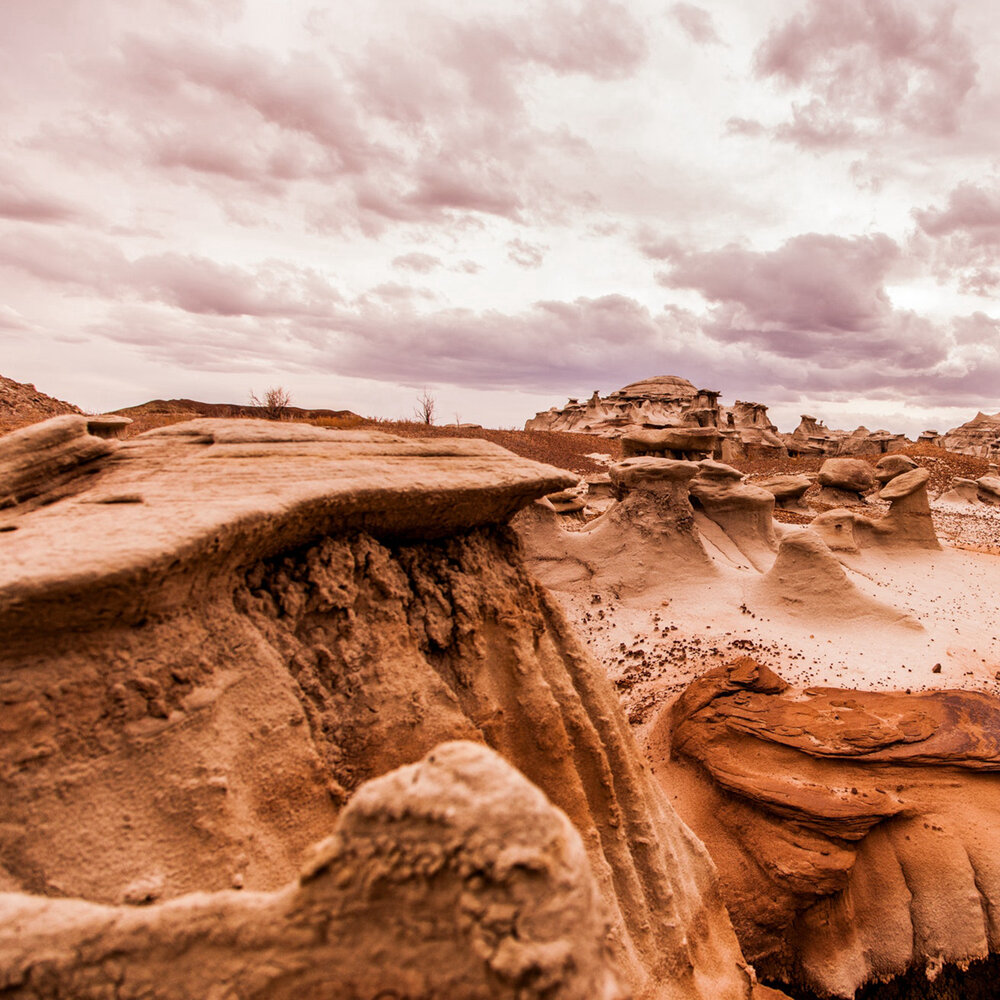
[873,453,918,484]
[689,461,777,572]
[544,489,587,515]
[622,426,720,459]
[812,466,940,552]
[940,410,1000,458]
[976,474,1000,505]
[753,530,920,628]
[818,458,876,494]
[668,660,1000,998]
[756,474,813,511]
[0,742,627,999]
[524,377,787,460]
[937,477,984,507]
[0,417,753,1000]
[86,414,133,439]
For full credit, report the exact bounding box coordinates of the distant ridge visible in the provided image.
[0,373,81,431]
[114,397,361,422]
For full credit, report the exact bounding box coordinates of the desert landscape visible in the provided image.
[7,1,1000,997]
[2,369,1000,1000]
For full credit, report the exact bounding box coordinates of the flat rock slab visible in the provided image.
[0,418,575,631]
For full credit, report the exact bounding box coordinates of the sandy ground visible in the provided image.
[552,501,1000,742]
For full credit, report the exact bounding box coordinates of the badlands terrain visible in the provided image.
[2,373,1000,999]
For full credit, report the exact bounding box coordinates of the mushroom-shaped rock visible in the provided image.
[610,455,701,493]
[756,474,813,511]
[689,460,777,571]
[621,426,720,459]
[0,742,627,1000]
[817,458,875,504]
[86,414,133,439]
[667,664,1000,999]
[976,474,1000,505]
[754,530,920,627]
[938,477,983,506]
[545,489,587,515]
[873,453,917,485]
[812,468,939,552]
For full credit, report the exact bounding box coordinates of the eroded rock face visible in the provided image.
[689,461,777,572]
[0,742,626,1000]
[874,453,918,484]
[940,410,1000,458]
[665,659,1000,999]
[0,418,754,1000]
[812,465,941,552]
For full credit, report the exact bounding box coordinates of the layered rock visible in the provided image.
[524,376,787,461]
[665,659,1000,998]
[0,742,626,1000]
[783,417,910,458]
[0,417,754,1000]
[940,410,1000,458]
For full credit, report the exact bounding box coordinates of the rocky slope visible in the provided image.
[0,416,759,1000]
[0,374,80,432]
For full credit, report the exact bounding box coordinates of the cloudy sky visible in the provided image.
[3,0,1000,434]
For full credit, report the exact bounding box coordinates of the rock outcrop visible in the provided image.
[0,417,755,1000]
[0,741,627,1000]
[665,659,1000,998]
[937,477,984,506]
[0,373,81,433]
[783,417,909,458]
[940,410,1000,458]
[812,464,941,552]
[689,461,777,573]
[525,376,787,461]
[753,530,921,628]
[873,453,917,484]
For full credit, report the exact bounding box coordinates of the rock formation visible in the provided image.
[783,416,909,458]
[664,659,1000,998]
[816,457,876,505]
[0,417,756,1000]
[756,474,813,512]
[753,530,921,628]
[977,474,1000,504]
[812,464,941,552]
[524,376,787,461]
[0,741,628,1000]
[689,461,777,573]
[873,453,917,484]
[940,410,1000,458]
[0,373,81,433]
[937,476,984,506]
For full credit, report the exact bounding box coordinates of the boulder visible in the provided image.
[756,474,813,511]
[668,660,1000,998]
[0,417,753,1000]
[873,453,917,485]
[818,458,876,494]
[0,742,627,1000]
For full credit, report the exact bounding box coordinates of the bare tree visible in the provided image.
[414,388,436,425]
[249,386,292,420]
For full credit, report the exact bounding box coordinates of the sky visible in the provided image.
[2,0,1000,435]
